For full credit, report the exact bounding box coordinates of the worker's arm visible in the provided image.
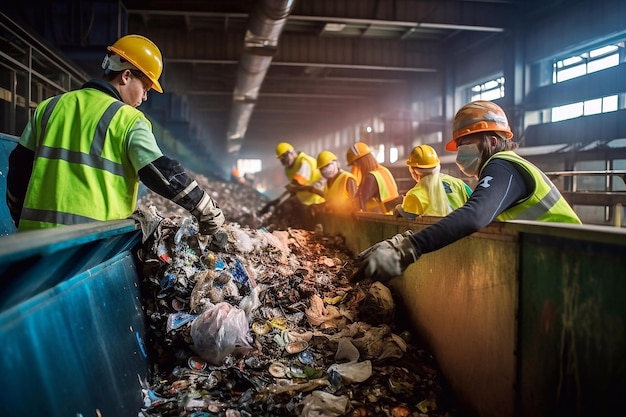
[357,173,378,210]
[352,159,530,282]
[129,121,224,234]
[408,159,530,255]
[6,144,34,225]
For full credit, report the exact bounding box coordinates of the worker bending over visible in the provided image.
[259,142,325,228]
[395,144,472,219]
[353,100,581,282]
[307,150,359,214]
[6,35,224,235]
[346,142,400,214]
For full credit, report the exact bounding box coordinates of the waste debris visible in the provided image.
[135,173,468,417]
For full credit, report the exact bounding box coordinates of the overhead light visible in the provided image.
[323,23,346,32]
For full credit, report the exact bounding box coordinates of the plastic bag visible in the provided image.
[190,302,252,365]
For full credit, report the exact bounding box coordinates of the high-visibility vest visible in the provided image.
[402,174,472,216]
[364,165,399,213]
[19,88,148,231]
[284,152,325,205]
[324,170,358,212]
[441,174,473,210]
[483,151,581,224]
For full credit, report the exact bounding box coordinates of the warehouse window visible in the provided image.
[470,77,505,101]
[237,159,262,175]
[550,43,621,121]
[553,44,620,83]
[552,95,618,122]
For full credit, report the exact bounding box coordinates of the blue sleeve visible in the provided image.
[409,159,531,255]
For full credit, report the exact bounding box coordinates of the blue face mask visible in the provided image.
[456,144,482,177]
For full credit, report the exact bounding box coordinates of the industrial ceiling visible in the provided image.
[3,0,568,168]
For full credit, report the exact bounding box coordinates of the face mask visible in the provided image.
[320,161,337,178]
[456,143,482,177]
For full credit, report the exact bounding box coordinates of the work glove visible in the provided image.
[211,228,229,249]
[191,192,225,235]
[351,231,419,283]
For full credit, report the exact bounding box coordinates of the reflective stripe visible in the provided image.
[21,207,99,225]
[513,180,561,220]
[37,95,61,146]
[37,99,126,176]
[173,181,199,204]
[37,146,127,176]
[454,114,507,131]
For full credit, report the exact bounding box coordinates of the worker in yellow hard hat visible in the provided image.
[7,34,225,238]
[395,144,472,219]
[258,142,325,228]
[304,150,358,214]
[352,100,581,283]
[346,142,400,214]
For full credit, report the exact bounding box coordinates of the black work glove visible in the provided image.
[351,231,419,283]
[191,192,225,235]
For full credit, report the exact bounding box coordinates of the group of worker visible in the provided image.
[5,34,582,284]
[270,139,475,220]
[265,141,400,217]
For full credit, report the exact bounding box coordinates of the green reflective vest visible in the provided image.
[483,151,581,224]
[19,88,148,231]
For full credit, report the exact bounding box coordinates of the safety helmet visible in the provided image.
[317,150,337,169]
[406,145,440,168]
[107,34,164,93]
[275,142,294,158]
[446,100,513,151]
[346,142,371,165]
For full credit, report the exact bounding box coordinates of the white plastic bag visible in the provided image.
[190,302,252,365]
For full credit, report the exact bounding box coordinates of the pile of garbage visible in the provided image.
[134,174,467,417]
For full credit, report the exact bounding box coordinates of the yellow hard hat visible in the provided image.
[446,100,513,151]
[275,142,294,158]
[346,142,371,165]
[317,150,337,169]
[107,34,164,93]
[406,145,440,168]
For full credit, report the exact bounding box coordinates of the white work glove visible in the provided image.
[351,231,419,283]
[191,192,225,235]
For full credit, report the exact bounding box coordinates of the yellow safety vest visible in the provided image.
[365,165,399,213]
[441,174,473,210]
[402,174,472,216]
[284,152,325,205]
[483,151,581,224]
[19,88,147,231]
[323,170,358,213]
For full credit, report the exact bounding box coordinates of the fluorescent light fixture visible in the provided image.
[323,23,346,32]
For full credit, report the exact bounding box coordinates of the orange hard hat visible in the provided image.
[107,34,164,93]
[406,145,440,168]
[446,100,513,151]
[346,142,371,165]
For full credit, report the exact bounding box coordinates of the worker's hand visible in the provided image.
[211,228,228,249]
[351,231,419,283]
[285,183,305,193]
[191,192,225,235]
